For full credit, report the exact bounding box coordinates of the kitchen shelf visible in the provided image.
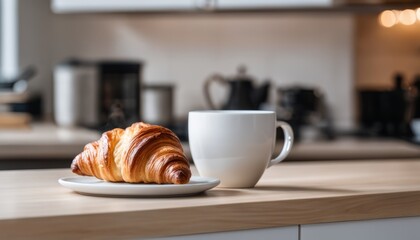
[51,0,420,14]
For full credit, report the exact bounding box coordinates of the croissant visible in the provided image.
[71,122,191,184]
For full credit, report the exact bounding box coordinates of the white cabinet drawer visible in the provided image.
[150,226,298,240]
[301,217,420,240]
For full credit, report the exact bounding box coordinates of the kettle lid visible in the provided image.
[232,65,254,82]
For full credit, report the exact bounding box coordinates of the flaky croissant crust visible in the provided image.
[71,122,191,184]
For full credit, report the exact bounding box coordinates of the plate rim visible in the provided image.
[58,175,220,197]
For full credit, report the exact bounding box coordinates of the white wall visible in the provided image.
[19,0,52,115]
[20,1,355,129]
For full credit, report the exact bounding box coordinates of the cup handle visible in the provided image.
[267,121,294,168]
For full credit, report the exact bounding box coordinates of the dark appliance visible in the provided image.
[277,87,334,141]
[358,73,408,137]
[412,76,420,119]
[99,61,142,130]
[204,65,270,110]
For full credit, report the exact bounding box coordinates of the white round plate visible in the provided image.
[58,176,220,197]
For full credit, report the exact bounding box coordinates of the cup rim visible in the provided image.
[189,110,275,115]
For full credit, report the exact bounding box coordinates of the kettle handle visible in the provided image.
[204,74,228,110]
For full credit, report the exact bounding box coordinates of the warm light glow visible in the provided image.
[399,9,416,25]
[379,10,397,28]
[393,10,401,23]
[416,8,420,20]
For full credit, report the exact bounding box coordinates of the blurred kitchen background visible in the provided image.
[1,0,420,169]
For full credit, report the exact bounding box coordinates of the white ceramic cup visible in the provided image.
[188,110,294,188]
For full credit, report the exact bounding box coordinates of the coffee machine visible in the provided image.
[54,59,142,130]
[99,61,142,130]
[277,86,334,141]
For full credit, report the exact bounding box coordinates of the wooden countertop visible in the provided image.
[2,159,420,239]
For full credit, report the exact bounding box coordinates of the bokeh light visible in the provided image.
[416,8,420,20]
[379,10,397,28]
[393,10,401,23]
[399,9,416,25]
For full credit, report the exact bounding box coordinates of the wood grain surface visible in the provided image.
[1,159,420,239]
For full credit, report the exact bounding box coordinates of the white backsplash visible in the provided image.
[19,1,355,129]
